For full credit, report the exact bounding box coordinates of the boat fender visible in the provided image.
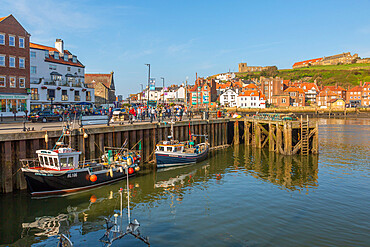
[109,168,113,178]
[90,174,97,182]
[128,167,134,174]
[118,167,123,173]
[135,166,140,172]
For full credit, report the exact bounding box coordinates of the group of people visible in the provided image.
[125,105,187,123]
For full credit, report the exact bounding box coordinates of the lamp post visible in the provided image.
[161,77,165,105]
[145,64,150,111]
[140,83,143,106]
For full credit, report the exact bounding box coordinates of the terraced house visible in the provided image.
[29,39,94,111]
[0,14,30,117]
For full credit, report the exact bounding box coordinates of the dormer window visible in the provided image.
[72,56,77,63]
[54,52,59,59]
[45,50,49,58]
[64,54,68,62]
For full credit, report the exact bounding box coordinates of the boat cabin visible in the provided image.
[36,148,81,170]
[156,141,185,153]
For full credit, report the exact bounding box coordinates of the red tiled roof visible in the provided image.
[328,98,344,104]
[300,82,319,92]
[30,42,84,68]
[238,90,260,97]
[245,83,258,90]
[318,90,338,97]
[363,82,370,88]
[322,85,346,91]
[293,57,323,67]
[85,73,113,88]
[285,87,305,94]
[347,86,363,92]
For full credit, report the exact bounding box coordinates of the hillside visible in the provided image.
[236,63,370,88]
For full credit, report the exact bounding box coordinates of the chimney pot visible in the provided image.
[55,39,64,53]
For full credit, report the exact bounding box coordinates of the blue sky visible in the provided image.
[1,0,370,96]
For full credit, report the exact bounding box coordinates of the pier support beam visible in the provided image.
[269,123,275,152]
[234,121,240,145]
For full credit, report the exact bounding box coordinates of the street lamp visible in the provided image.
[140,83,143,106]
[161,77,165,105]
[145,64,150,111]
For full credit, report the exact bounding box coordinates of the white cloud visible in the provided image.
[167,39,196,55]
[2,0,97,42]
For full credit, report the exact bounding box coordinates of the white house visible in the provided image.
[164,85,186,103]
[29,39,94,111]
[220,89,238,107]
[216,72,235,81]
[237,90,266,108]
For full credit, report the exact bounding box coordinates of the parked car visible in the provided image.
[29,111,63,123]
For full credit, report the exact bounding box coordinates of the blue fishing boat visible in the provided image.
[155,123,209,168]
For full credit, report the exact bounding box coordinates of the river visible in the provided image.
[0,118,369,246]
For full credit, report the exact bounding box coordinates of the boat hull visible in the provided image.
[22,166,138,196]
[155,146,209,168]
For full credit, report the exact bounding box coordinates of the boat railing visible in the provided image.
[20,158,40,168]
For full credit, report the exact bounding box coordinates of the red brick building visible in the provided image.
[321,85,346,101]
[346,85,363,107]
[362,82,370,106]
[188,77,217,107]
[0,14,30,116]
[260,77,286,104]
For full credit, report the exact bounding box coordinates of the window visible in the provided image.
[0,33,4,45]
[54,53,59,59]
[51,74,61,81]
[49,64,56,70]
[0,76,5,87]
[47,89,55,100]
[67,67,71,71]
[86,91,91,101]
[30,51,36,58]
[0,55,5,66]
[31,88,39,100]
[19,77,25,88]
[45,50,49,58]
[31,66,37,74]
[75,90,80,101]
[9,35,15,46]
[64,55,68,62]
[72,56,77,63]
[60,158,68,168]
[9,77,16,87]
[78,68,81,73]
[19,37,25,48]
[19,58,25,68]
[9,57,15,67]
[62,90,68,101]
[282,98,286,103]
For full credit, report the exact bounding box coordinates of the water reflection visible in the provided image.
[1,146,319,246]
[241,145,319,191]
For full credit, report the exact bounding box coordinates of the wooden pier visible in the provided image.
[0,116,318,193]
[232,116,318,155]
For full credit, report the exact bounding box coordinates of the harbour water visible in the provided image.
[0,118,369,246]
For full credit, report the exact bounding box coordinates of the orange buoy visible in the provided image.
[128,167,134,174]
[90,195,97,203]
[90,174,97,182]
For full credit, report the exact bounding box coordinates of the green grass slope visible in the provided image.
[236,63,370,88]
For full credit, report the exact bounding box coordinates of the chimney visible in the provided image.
[335,83,338,89]
[55,39,64,53]
[360,81,362,87]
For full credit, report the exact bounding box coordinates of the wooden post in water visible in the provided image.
[3,141,12,193]
[269,123,275,152]
[312,121,319,154]
[284,122,292,155]
[256,123,262,149]
[18,140,27,190]
[244,120,250,145]
[234,120,240,145]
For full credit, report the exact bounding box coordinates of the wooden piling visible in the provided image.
[234,120,240,145]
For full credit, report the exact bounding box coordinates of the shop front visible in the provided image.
[0,94,30,117]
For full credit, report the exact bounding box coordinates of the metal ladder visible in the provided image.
[301,116,309,155]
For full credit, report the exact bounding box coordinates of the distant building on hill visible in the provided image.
[238,62,274,73]
[292,52,361,69]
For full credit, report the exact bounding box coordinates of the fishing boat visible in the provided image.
[155,122,209,168]
[21,126,141,197]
